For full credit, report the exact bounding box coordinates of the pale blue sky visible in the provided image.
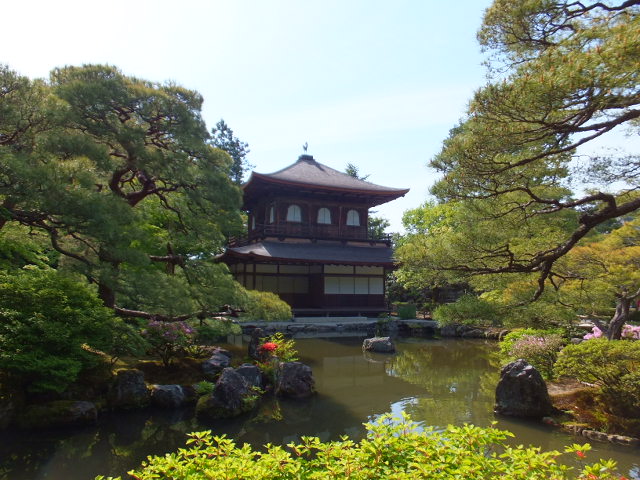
[2,0,494,231]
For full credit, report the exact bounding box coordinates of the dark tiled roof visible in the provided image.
[224,241,395,266]
[245,155,409,195]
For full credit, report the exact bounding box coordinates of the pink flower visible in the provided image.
[584,326,603,340]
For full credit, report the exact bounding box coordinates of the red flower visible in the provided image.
[576,451,586,459]
[260,342,278,352]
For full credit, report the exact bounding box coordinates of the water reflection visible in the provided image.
[0,337,638,480]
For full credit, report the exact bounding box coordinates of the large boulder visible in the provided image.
[107,369,150,409]
[16,400,97,429]
[495,359,555,418]
[236,363,263,389]
[362,337,396,353]
[196,367,257,420]
[202,348,232,380]
[150,385,196,408]
[275,361,315,399]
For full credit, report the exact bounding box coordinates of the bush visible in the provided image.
[0,269,120,393]
[432,295,499,327]
[96,413,619,480]
[396,302,417,320]
[555,339,640,419]
[141,321,194,367]
[195,319,242,344]
[506,333,565,380]
[242,290,292,321]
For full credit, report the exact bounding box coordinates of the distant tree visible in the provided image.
[210,119,252,184]
[345,162,370,181]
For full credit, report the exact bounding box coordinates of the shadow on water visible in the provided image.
[1,337,639,479]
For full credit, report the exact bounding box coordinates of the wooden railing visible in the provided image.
[229,223,392,246]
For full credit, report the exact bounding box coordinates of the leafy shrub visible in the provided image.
[0,269,120,393]
[195,319,242,344]
[194,381,215,396]
[396,302,417,320]
[499,328,564,357]
[555,339,640,419]
[141,321,194,367]
[97,413,619,480]
[242,290,292,321]
[260,332,298,362]
[432,295,499,327]
[506,334,565,380]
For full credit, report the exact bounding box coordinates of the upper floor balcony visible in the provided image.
[229,222,392,247]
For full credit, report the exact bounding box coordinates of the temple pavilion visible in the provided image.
[220,153,409,316]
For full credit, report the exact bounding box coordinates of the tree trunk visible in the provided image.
[98,282,116,308]
[607,297,631,340]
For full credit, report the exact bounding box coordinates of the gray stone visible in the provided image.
[17,400,97,429]
[196,367,256,420]
[202,348,232,380]
[275,361,315,399]
[495,359,555,418]
[248,328,264,361]
[362,336,396,353]
[150,385,195,408]
[236,363,263,389]
[439,324,459,337]
[108,369,150,409]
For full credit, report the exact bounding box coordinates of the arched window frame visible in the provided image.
[286,204,302,223]
[317,207,332,225]
[346,209,360,226]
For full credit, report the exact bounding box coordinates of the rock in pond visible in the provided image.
[107,369,150,409]
[196,367,257,420]
[362,336,396,353]
[248,327,264,361]
[16,400,97,429]
[495,359,555,418]
[275,361,315,399]
[236,363,263,389]
[202,347,232,380]
[150,385,197,408]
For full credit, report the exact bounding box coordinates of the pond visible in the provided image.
[1,337,638,479]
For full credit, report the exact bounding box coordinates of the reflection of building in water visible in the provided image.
[320,355,387,389]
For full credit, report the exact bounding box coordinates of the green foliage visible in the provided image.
[555,339,640,418]
[195,318,242,344]
[97,413,620,480]
[210,119,252,184]
[432,295,499,327]
[261,332,298,362]
[194,381,215,396]
[396,302,417,320]
[499,328,563,358]
[0,269,119,393]
[504,332,565,380]
[242,290,292,322]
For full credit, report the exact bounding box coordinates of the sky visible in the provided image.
[2,0,495,231]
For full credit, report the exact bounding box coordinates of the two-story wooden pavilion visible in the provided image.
[220,153,409,316]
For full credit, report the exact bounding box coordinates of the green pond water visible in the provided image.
[0,337,638,479]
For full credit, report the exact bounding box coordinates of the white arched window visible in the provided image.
[286,204,302,222]
[317,207,331,224]
[346,209,360,226]
[268,206,275,223]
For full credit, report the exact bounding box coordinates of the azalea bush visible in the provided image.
[141,320,194,367]
[96,414,619,480]
[584,324,640,340]
[555,339,640,422]
[500,329,565,380]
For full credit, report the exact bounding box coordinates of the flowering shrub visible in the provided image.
[507,334,565,379]
[260,342,278,353]
[141,321,194,367]
[260,332,298,362]
[583,324,640,340]
[97,414,620,480]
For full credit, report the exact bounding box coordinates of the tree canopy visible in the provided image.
[0,64,247,321]
[396,0,640,337]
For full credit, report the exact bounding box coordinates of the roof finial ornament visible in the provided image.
[303,142,308,153]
